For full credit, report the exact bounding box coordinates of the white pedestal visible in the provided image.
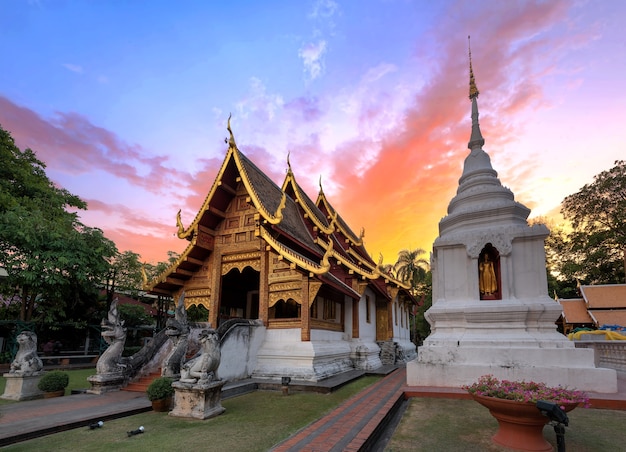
[1,372,44,401]
[170,380,226,420]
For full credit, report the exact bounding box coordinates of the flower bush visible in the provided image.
[464,375,589,407]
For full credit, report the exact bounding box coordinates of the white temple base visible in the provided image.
[350,340,382,371]
[407,345,618,393]
[252,329,354,382]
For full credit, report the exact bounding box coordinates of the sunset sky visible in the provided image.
[1,0,625,266]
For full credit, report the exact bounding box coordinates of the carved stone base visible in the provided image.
[169,379,226,420]
[87,373,125,394]
[1,372,44,401]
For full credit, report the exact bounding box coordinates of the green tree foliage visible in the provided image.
[393,248,432,344]
[118,303,154,328]
[0,125,117,324]
[105,250,143,302]
[393,248,430,296]
[560,160,626,285]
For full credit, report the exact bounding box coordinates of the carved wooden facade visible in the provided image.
[146,123,412,343]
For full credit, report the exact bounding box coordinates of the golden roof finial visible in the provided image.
[287,151,291,172]
[468,35,479,100]
[226,113,237,149]
[318,175,324,194]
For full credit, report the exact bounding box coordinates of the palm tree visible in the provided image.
[394,248,430,296]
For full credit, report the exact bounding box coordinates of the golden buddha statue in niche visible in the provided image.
[479,253,497,296]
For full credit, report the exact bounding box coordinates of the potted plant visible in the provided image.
[146,377,174,412]
[464,375,588,451]
[37,370,69,398]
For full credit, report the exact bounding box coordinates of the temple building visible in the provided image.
[406,44,617,392]
[145,120,416,382]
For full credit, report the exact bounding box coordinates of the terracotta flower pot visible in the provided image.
[151,396,172,412]
[472,394,578,452]
[43,390,65,399]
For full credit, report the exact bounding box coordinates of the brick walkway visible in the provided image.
[271,367,406,452]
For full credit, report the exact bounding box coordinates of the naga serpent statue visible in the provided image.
[96,297,127,375]
[180,328,221,384]
[9,331,43,376]
[162,291,189,378]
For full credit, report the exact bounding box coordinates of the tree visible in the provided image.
[393,248,432,345]
[560,160,626,284]
[393,248,430,296]
[104,251,143,303]
[0,125,117,323]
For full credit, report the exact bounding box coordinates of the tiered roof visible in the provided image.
[146,120,410,299]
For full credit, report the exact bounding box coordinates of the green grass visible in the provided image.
[1,375,380,452]
[386,398,626,451]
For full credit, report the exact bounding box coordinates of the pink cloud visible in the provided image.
[0,96,188,194]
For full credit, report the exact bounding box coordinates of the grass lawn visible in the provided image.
[386,397,626,451]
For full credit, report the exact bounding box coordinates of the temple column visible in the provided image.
[259,242,269,325]
[387,301,393,340]
[209,251,221,328]
[301,275,310,342]
[352,299,359,338]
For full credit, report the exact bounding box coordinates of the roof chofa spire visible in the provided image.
[468,36,485,150]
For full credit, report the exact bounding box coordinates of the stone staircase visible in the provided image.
[122,370,161,393]
[377,341,397,365]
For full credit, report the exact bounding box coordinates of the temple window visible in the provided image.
[323,298,336,320]
[365,295,371,323]
[269,298,301,319]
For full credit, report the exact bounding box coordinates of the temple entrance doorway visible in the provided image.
[219,267,260,326]
[376,300,390,341]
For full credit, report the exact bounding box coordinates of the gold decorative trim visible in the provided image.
[260,228,331,275]
[186,288,211,297]
[222,259,260,275]
[270,281,301,292]
[185,297,211,310]
[308,281,322,307]
[222,251,261,262]
[269,290,302,307]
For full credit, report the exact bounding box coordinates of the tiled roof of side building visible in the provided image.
[581,284,626,309]
[559,298,594,324]
[589,310,626,329]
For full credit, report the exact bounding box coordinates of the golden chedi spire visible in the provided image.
[468,35,479,100]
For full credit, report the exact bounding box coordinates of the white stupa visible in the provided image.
[406,42,617,392]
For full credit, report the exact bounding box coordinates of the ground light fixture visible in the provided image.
[536,400,568,452]
[88,421,104,430]
[281,377,291,396]
[127,426,145,437]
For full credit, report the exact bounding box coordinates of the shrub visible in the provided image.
[146,377,174,401]
[37,371,70,392]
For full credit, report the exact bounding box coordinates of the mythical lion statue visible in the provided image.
[162,291,189,378]
[180,328,221,384]
[10,331,43,375]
